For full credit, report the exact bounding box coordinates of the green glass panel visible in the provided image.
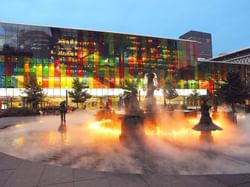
[5,76,12,87]
[42,64,49,77]
[61,66,66,77]
[99,57,105,66]
[30,58,36,74]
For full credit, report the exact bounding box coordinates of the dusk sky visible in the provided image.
[0,0,249,56]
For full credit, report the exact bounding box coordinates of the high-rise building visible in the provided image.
[179,31,213,59]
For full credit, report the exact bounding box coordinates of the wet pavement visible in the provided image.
[1,152,250,187]
[1,112,250,186]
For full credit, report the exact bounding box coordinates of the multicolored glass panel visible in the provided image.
[0,22,247,92]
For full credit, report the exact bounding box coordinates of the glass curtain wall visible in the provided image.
[0,22,199,91]
[2,22,246,94]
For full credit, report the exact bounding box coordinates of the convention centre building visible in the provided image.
[0,22,249,108]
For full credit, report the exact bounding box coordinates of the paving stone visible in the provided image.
[1,151,250,187]
[0,152,6,159]
[4,161,45,187]
[244,173,250,180]
[0,154,23,170]
[143,174,226,187]
[175,175,226,187]
[0,170,14,187]
[209,174,250,186]
[74,168,105,181]
[39,182,74,187]
[142,174,180,187]
[106,173,148,187]
[0,116,39,129]
[235,182,250,187]
[38,165,73,186]
[74,178,110,187]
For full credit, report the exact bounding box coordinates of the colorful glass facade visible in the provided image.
[0,22,199,91]
[0,22,248,96]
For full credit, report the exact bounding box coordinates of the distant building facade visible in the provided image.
[209,47,250,85]
[179,31,213,59]
[210,47,250,65]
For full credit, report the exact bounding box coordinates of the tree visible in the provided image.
[68,78,91,108]
[122,79,139,99]
[163,79,178,107]
[23,74,45,110]
[215,72,249,121]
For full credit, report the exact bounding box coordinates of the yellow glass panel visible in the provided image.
[115,78,120,86]
[49,77,54,88]
[79,77,83,83]
[66,77,72,88]
[60,77,66,88]
[88,77,93,88]
[49,64,54,77]
[17,76,24,88]
[37,77,42,87]
[94,52,99,63]
[60,64,66,77]
[180,80,185,89]
[36,64,42,77]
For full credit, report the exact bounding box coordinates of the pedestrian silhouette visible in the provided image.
[59,101,67,123]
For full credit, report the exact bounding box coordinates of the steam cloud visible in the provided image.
[0,110,250,175]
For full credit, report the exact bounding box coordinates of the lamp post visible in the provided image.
[66,89,68,106]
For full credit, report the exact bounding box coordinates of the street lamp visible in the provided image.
[66,89,68,106]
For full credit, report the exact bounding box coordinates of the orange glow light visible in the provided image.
[89,119,121,136]
[88,113,232,144]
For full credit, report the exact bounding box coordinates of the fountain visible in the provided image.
[119,82,145,145]
[1,73,245,175]
[1,91,249,175]
[119,72,160,145]
[144,72,158,128]
[192,97,223,142]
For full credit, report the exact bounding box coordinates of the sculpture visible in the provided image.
[192,97,223,142]
[144,73,158,111]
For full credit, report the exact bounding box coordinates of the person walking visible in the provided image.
[59,101,67,123]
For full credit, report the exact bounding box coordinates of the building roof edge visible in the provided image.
[0,20,198,43]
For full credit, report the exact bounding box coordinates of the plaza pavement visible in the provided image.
[1,151,250,186]
[1,115,250,186]
[0,116,41,129]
